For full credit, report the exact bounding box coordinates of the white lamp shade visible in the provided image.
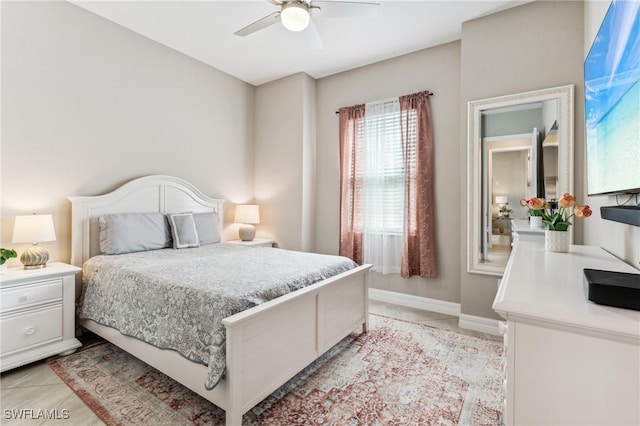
[234,205,260,224]
[281,2,310,32]
[495,196,509,205]
[12,214,57,244]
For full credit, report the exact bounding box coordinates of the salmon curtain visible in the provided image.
[338,104,365,264]
[399,91,436,278]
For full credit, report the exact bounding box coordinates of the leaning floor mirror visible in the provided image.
[467,85,574,276]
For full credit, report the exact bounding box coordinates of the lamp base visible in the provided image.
[238,224,256,241]
[20,245,49,269]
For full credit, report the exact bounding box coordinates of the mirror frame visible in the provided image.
[467,84,574,276]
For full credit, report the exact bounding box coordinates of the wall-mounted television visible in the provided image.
[584,0,640,226]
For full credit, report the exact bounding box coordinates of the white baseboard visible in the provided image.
[369,288,501,336]
[458,314,501,336]
[368,288,460,317]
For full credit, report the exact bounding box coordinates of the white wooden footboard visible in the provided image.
[80,264,370,426]
[223,264,371,425]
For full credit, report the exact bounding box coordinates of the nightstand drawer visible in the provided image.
[1,279,63,312]
[0,306,63,354]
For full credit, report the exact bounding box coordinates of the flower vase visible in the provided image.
[545,230,569,253]
[0,264,6,275]
[529,216,543,228]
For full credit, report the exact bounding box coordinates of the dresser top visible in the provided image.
[510,219,545,235]
[493,242,640,340]
[0,262,81,286]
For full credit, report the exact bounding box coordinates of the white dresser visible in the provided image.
[0,263,82,372]
[510,219,545,243]
[493,242,640,426]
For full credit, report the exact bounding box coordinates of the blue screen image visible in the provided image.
[585,0,640,195]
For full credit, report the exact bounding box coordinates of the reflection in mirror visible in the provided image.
[467,85,574,276]
[542,120,559,199]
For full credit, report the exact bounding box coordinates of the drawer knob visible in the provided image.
[18,293,35,303]
[498,321,508,335]
[25,327,37,335]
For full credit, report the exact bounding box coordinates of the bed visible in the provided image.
[68,175,371,425]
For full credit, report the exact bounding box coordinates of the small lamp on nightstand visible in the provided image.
[12,214,57,269]
[234,205,260,241]
[495,196,511,218]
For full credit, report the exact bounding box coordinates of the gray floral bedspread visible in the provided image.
[78,243,357,390]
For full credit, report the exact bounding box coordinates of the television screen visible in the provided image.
[584,0,640,195]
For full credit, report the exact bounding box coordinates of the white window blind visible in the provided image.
[351,103,417,234]
[351,98,418,274]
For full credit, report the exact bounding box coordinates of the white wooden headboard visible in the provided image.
[68,175,225,267]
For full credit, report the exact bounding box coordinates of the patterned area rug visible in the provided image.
[48,315,504,425]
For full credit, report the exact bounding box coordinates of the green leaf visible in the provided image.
[0,248,18,264]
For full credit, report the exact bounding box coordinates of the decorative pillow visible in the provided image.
[193,212,221,245]
[99,213,172,255]
[168,213,200,249]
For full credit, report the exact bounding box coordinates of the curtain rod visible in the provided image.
[335,92,434,114]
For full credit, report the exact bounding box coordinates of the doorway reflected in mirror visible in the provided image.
[481,100,559,266]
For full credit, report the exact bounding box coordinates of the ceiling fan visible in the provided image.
[234,0,380,37]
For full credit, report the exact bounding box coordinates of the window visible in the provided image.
[348,107,418,234]
[348,107,416,235]
[339,91,437,278]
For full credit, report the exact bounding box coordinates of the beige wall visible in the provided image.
[583,0,640,268]
[316,41,462,303]
[460,0,585,318]
[1,1,255,265]
[254,73,316,251]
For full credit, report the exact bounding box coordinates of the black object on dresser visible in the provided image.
[584,268,640,311]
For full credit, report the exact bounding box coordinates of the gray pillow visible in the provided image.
[193,212,221,245]
[168,213,200,249]
[99,213,171,255]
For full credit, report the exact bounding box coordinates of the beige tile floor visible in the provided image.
[0,300,500,425]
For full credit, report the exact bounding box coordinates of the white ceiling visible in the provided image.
[70,0,533,86]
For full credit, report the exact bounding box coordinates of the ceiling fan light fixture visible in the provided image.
[281,2,310,32]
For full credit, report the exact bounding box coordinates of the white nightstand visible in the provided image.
[0,262,82,372]
[226,238,275,248]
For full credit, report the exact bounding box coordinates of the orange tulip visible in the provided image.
[574,205,592,217]
[527,198,545,210]
[520,194,591,230]
[559,193,576,208]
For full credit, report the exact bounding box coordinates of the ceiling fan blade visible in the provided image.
[310,1,379,18]
[306,19,324,50]
[234,11,281,37]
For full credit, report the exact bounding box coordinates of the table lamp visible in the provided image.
[234,205,260,241]
[12,214,57,269]
[495,196,510,218]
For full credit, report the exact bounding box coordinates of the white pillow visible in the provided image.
[193,212,221,245]
[168,213,200,249]
[99,213,171,255]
